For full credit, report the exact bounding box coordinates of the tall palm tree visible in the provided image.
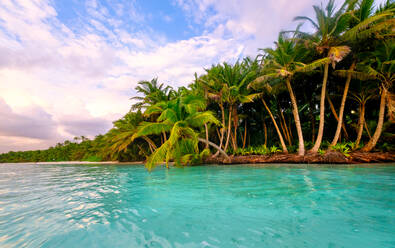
[250,34,330,155]
[203,60,261,152]
[294,0,351,153]
[361,40,394,151]
[198,68,228,155]
[330,0,395,146]
[336,40,394,151]
[132,95,228,171]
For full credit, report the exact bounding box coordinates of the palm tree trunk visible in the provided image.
[198,138,230,161]
[279,104,292,145]
[218,104,226,148]
[142,136,157,153]
[242,120,247,149]
[355,103,365,147]
[213,104,226,157]
[262,98,288,153]
[362,87,387,152]
[326,93,349,139]
[285,78,304,155]
[309,100,315,142]
[279,118,288,144]
[263,121,267,146]
[331,62,355,146]
[224,107,232,153]
[288,118,293,141]
[232,107,238,150]
[364,121,372,139]
[311,62,329,153]
[204,124,209,149]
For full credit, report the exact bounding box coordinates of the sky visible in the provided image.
[0,0,385,153]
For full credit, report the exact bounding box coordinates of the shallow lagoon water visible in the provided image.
[0,163,394,248]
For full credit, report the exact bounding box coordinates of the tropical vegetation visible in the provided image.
[1,0,394,170]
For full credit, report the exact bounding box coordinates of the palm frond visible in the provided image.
[333,70,375,80]
[295,57,331,72]
[250,73,278,88]
[145,141,170,171]
[144,104,164,116]
[240,93,262,103]
[157,109,178,123]
[132,122,172,140]
[187,111,220,127]
[294,16,320,30]
[345,11,393,39]
[328,46,351,68]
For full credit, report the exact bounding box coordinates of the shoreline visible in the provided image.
[0,161,143,165]
[1,152,394,165]
[205,151,395,164]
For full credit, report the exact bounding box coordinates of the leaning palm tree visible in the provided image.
[361,40,394,151]
[335,40,394,151]
[104,111,157,160]
[330,0,395,146]
[249,79,289,153]
[132,95,229,171]
[250,34,330,155]
[294,0,351,153]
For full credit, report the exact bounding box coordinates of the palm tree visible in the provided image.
[131,78,174,110]
[104,111,157,160]
[248,79,289,153]
[203,60,261,152]
[330,0,395,146]
[348,86,376,147]
[198,69,228,155]
[294,0,351,153]
[361,40,394,151]
[250,34,330,155]
[132,95,228,171]
[335,40,394,151]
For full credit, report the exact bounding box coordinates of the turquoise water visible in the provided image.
[0,163,394,248]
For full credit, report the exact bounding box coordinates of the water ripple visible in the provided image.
[0,163,394,247]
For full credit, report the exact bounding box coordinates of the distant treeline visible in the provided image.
[0,132,147,163]
[1,0,394,169]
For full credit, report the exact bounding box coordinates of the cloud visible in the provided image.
[175,0,319,54]
[59,116,112,137]
[0,98,58,139]
[0,0,247,152]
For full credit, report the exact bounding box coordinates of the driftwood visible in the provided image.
[204,151,395,164]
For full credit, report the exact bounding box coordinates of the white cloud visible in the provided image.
[0,0,245,152]
[175,0,320,54]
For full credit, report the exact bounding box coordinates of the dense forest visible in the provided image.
[1,0,394,169]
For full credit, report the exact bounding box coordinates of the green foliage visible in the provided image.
[232,145,282,156]
[330,142,359,157]
[0,137,106,163]
[133,94,220,171]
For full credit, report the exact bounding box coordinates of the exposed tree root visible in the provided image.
[204,151,395,164]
